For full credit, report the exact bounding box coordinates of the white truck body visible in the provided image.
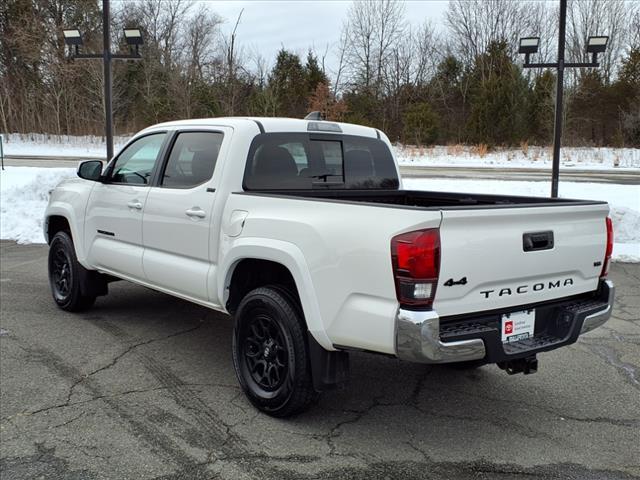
[45,117,614,404]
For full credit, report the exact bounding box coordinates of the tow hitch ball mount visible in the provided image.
[497,355,538,375]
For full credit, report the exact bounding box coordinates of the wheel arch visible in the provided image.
[44,203,88,267]
[220,239,333,350]
[45,215,71,243]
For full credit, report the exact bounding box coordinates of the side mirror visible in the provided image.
[77,160,103,181]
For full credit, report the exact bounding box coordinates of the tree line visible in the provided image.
[1,0,638,147]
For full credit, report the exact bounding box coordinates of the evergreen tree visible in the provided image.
[528,70,555,144]
[304,51,327,100]
[428,55,467,143]
[467,41,529,146]
[270,49,308,118]
[402,102,439,145]
[343,87,382,128]
[616,48,640,146]
[568,71,609,145]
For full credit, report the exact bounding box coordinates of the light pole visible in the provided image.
[62,0,143,161]
[518,0,608,198]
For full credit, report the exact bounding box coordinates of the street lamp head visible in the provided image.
[123,28,143,46]
[586,36,608,54]
[62,29,83,46]
[518,37,540,55]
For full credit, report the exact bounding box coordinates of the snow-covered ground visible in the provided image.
[2,133,639,171]
[0,167,76,244]
[396,145,640,170]
[1,133,130,158]
[1,166,638,262]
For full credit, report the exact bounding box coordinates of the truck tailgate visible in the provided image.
[435,203,609,317]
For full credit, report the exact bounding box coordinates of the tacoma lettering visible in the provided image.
[480,279,574,299]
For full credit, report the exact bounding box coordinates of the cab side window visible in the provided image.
[110,133,166,185]
[161,132,224,188]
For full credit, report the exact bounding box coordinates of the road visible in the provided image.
[3,155,640,184]
[400,165,640,185]
[1,241,639,479]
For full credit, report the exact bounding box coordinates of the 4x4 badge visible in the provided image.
[444,277,467,287]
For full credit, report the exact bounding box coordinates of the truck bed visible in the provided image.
[239,189,605,210]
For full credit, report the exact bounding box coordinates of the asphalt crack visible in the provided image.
[20,323,205,417]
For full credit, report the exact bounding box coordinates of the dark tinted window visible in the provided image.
[161,132,223,188]
[244,133,399,190]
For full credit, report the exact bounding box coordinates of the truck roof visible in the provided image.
[144,117,381,139]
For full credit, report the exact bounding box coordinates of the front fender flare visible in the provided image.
[45,203,88,268]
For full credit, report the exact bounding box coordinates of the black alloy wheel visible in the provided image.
[50,241,72,301]
[232,286,318,417]
[243,313,288,391]
[47,231,96,311]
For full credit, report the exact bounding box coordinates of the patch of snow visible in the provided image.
[403,177,640,263]
[1,133,130,158]
[613,243,640,263]
[0,167,75,244]
[395,145,640,171]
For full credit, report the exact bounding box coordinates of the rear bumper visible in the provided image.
[395,280,614,364]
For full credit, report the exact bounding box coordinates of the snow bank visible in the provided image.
[0,167,75,244]
[1,133,130,158]
[0,167,638,262]
[396,145,640,170]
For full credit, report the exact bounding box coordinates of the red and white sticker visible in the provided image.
[501,310,535,343]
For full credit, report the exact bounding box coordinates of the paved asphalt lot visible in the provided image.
[1,240,638,480]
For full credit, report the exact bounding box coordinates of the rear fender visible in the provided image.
[219,237,333,350]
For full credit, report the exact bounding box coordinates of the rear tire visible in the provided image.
[48,231,96,312]
[232,286,318,417]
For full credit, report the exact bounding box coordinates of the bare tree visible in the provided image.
[567,0,629,83]
[374,0,406,91]
[222,8,244,115]
[446,0,528,67]
[333,24,350,95]
[344,0,376,89]
[342,0,406,97]
[412,21,440,86]
[630,5,640,49]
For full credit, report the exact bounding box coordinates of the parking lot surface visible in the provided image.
[1,240,639,479]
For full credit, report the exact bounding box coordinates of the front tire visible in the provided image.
[232,286,317,417]
[48,231,96,312]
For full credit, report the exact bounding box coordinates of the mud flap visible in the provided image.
[307,333,350,392]
[78,265,109,297]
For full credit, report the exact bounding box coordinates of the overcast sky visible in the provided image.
[205,0,450,74]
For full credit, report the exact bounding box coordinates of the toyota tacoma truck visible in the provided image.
[44,117,615,417]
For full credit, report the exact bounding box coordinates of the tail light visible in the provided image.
[601,216,613,278]
[391,228,440,308]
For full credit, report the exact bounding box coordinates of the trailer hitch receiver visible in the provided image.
[498,355,538,375]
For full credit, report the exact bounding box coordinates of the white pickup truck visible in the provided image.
[45,117,615,417]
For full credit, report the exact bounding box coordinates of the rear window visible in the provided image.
[243,133,399,190]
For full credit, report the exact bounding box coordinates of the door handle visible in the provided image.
[185,208,206,219]
[127,200,143,210]
[523,231,554,252]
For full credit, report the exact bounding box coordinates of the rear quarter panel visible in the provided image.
[220,194,442,353]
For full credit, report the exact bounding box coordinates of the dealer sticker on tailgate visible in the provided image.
[501,310,535,343]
